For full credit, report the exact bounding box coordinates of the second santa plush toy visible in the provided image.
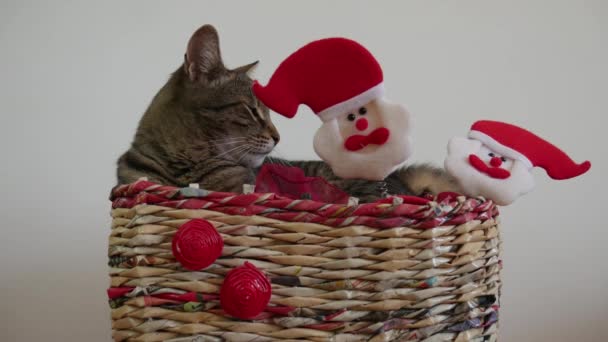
[445,120,591,205]
[253,38,412,181]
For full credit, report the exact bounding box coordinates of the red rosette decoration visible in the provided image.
[220,262,272,319]
[171,219,223,271]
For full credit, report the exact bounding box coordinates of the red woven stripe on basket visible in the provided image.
[110,180,498,229]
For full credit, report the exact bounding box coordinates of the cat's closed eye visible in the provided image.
[246,105,260,117]
[243,104,265,126]
[208,103,241,111]
[231,119,251,127]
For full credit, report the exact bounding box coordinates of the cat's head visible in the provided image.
[171,25,280,168]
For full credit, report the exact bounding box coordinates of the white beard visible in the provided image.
[313,99,412,180]
[444,137,535,206]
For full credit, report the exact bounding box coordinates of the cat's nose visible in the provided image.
[270,132,280,144]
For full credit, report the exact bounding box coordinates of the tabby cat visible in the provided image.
[117,24,460,201]
[117,25,277,193]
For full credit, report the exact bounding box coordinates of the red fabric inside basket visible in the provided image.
[255,164,350,204]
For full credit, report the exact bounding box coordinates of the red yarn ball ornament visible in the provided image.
[172,219,223,271]
[220,262,271,319]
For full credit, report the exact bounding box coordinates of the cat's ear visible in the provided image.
[233,60,259,74]
[184,24,226,82]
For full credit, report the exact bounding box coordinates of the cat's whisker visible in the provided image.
[202,133,247,140]
[212,140,250,147]
[212,136,248,141]
[215,143,250,159]
[230,145,255,160]
[206,137,249,145]
[210,137,248,143]
[209,137,255,149]
[235,146,254,164]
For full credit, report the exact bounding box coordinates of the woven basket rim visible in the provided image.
[111,180,498,229]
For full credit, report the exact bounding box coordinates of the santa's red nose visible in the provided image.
[355,118,368,131]
[490,157,503,167]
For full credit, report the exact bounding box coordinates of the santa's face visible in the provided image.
[337,100,389,152]
[444,137,535,205]
[313,98,412,180]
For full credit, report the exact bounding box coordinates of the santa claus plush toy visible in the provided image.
[445,120,591,206]
[253,38,412,180]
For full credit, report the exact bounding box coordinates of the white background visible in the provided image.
[1,1,606,341]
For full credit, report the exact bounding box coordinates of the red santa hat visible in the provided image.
[468,120,591,180]
[252,37,384,122]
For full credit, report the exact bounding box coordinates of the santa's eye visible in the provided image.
[488,153,495,157]
[358,107,367,115]
[501,157,507,162]
[347,113,356,121]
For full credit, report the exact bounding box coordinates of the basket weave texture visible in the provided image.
[109,180,501,342]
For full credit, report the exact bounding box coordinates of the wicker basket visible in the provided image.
[108,180,501,342]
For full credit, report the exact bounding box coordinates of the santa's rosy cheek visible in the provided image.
[355,118,368,131]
